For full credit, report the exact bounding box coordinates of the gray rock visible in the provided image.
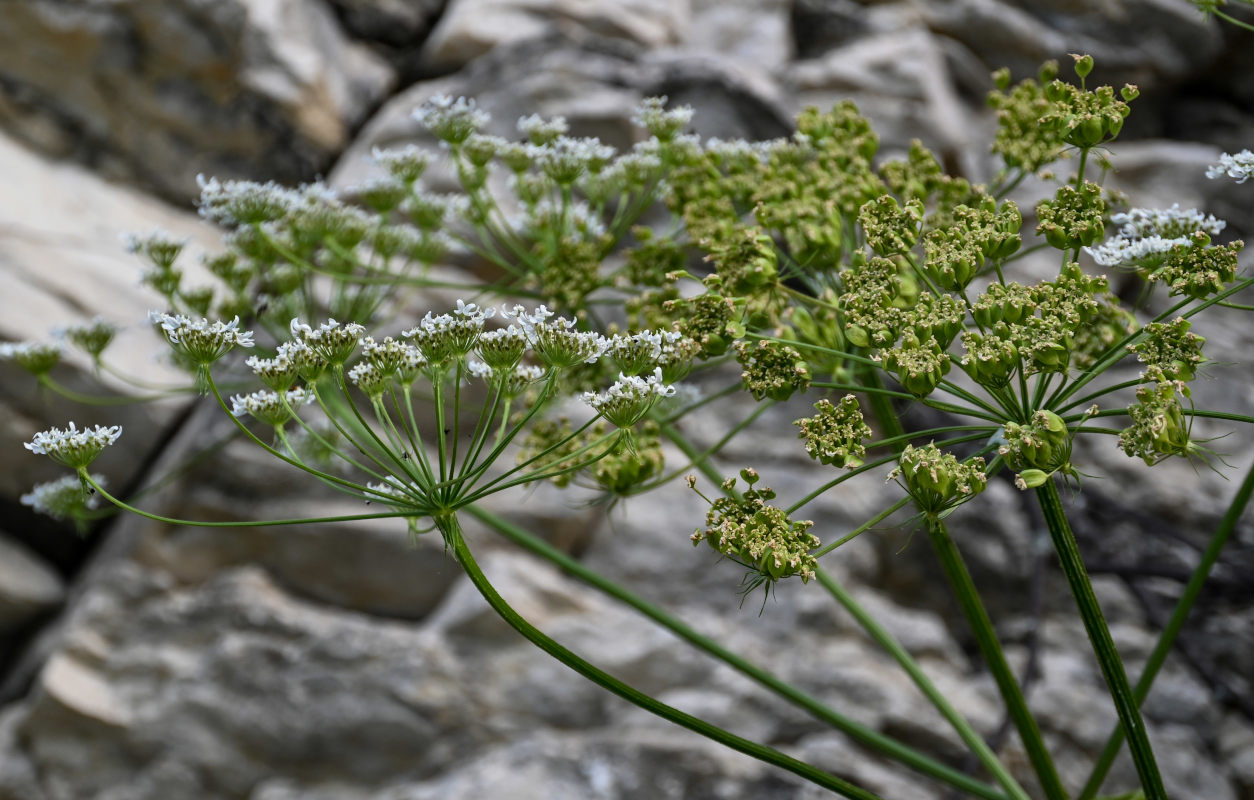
[0,0,394,202]
[0,129,215,505]
[4,564,480,800]
[919,0,1223,88]
[326,0,446,47]
[421,0,689,69]
[0,534,65,634]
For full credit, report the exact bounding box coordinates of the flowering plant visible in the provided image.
[11,50,1254,800]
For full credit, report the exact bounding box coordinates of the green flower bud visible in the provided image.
[892,443,987,515]
[1072,54,1094,79]
[1015,468,1050,489]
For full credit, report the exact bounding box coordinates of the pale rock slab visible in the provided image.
[0,0,394,201]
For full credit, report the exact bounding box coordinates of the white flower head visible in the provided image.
[414,94,489,144]
[150,311,254,365]
[402,303,491,366]
[230,387,313,427]
[196,175,299,226]
[347,362,392,398]
[289,318,365,365]
[582,368,676,427]
[246,354,300,391]
[25,422,123,469]
[371,144,431,184]
[0,340,63,375]
[1206,149,1254,184]
[21,473,105,523]
[518,113,569,145]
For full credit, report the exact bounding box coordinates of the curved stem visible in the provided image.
[925,517,1067,800]
[81,471,421,526]
[465,504,1010,800]
[439,514,885,800]
[1035,479,1167,800]
[815,567,1032,800]
[1077,457,1254,799]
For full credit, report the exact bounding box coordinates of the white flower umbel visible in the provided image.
[517,113,569,145]
[348,361,392,398]
[504,305,606,369]
[1085,204,1228,269]
[372,144,431,184]
[414,95,489,145]
[632,96,694,142]
[1111,204,1226,239]
[196,175,299,226]
[1085,234,1190,269]
[402,301,494,366]
[0,340,63,375]
[151,311,255,365]
[1207,149,1254,184]
[290,318,366,366]
[230,388,313,427]
[582,368,676,428]
[25,422,123,469]
[245,354,300,392]
[21,473,104,521]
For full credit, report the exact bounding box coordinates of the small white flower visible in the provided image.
[582,368,676,427]
[149,311,254,365]
[289,318,365,365]
[518,113,569,144]
[230,388,313,426]
[414,95,490,144]
[25,422,123,468]
[21,473,104,521]
[1111,204,1226,239]
[0,340,63,374]
[196,175,299,226]
[1206,149,1254,184]
[371,144,431,183]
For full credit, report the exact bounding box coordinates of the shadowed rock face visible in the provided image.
[1,0,1253,797]
[0,0,396,203]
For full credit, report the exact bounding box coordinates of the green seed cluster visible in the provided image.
[736,340,812,402]
[891,444,987,515]
[691,469,820,584]
[794,395,871,469]
[1128,318,1206,382]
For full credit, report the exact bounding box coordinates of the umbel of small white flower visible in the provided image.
[582,368,677,428]
[0,340,63,376]
[1207,149,1254,184]
[150,311,255,366]
[230,387,315,428]
[21,472,105,525]
[1085,204,1227,269]
[25,422,123,469]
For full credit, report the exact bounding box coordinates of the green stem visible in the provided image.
[440,515,885,800]
[467,504,1009,800]
[1035,479,1167,800]
[815,567,1031,800]
[812,497,911,557]
[925,517,1067,800]
[1077,457,1254,799]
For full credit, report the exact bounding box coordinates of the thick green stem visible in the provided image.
[1035,479,1167,800]
[925,517,1067,800]
[815,567,1032,800]
[1077,458,1254,799]
[439,514,885,800]
[467,505,1009,800]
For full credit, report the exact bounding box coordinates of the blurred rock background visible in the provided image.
[1,1,1253,798]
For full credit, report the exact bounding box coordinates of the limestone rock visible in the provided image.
[0,0,394,202]
[918,0,1223,88]
[421,0,690,69]
[0,129,216,504]
[0,534,65,634]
